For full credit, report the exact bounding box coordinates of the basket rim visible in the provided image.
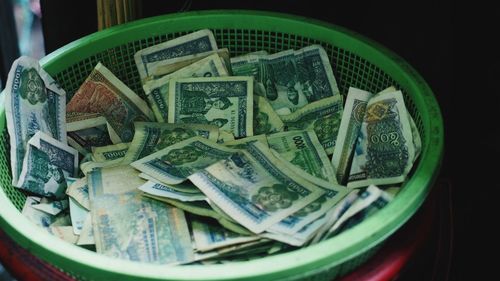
[0,9,443,280]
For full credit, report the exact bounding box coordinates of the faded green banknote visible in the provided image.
[191,219,259,252]
[142,194,250,235]
[143,53,229,122]
[231,45,340,115]
[267,130,337,188]
[67,120,114,157]
[69,197,88,235]
[281,95,343,155]
[4,56,67,186]
[331,87,373,184]
[188,141,325,234]
[347,90,415,188]
[122,122,219,163]
[92,142,130,162]
[92,191,194,264]
[138,173,202,194]
[253,95,284,135]
[223,134,269,150]
[18,132,78,198]
[88,165,145,200]
[134,29,218,83]
[32,198,68,216]
[168,76,254,138]
[131,136,238,184]
[21,196,56,228]
[66,62,154,143]
[325,185,393,238]
[66,177,89,209]
[138,181,206,202]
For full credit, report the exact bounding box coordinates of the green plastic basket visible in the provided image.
[0,10,443,281]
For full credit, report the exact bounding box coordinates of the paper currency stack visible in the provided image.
[3,29,421,265]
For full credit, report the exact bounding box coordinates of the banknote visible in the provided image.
[143,195,250,235]
[131,136,238,185]
[281,95,343,155]
[69,197,88,235]
[331,87,373,184]
[143,53,229,122]
[323,185,393,238]
[92,142,130,162]
[231,45,340,115]
[267,130,337,188]
[216,130,235,143]
[66,62,154,142]
[92,191,194,264]
[168,76,254,138]
[149,48,231,80]
[138,173,202,194]
[230,50,268,62]
[223,134,268,149]
[253,95,284,135]
[122,122,219,163]
[17,131,78,198]
[134,29,218,82]
[21,196,55,228]
[188,141,325,233]
[76,213,94,245]
[191,219,259,252]
[347,90,415,188]
[31,198,68,215]
[4,56,67,186]
[193,239,271,262]
[88,165,145,200]
[65,177,89,209]
[307,190,360,245]
[46,226,79,244]
[79,158,124,175]
[67,121,114,156]
[138,181,206,202]
[267,184,348,236]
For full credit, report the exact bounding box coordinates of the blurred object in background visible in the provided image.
[13,0,45,58]
[96,0,142,30]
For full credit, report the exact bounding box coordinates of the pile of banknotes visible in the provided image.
[3,29,421,265]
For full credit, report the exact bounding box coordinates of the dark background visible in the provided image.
[4,0,498,280]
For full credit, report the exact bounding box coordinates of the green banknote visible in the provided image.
[134,29,218,83]
[92,142,130,162]
[347,90,416,188]
[191,218,259,252]
[87,165,145,200]
[331,87,373,184]
[223,134,269,150]
[281,95,343,155]
[324,185,393,238]
[188,141,325,234]
[267,130,337,188]
[4,56,67,186]
[31,198,68,216]
[122,122,219,163]
[131,136,238,185]
[231,45,340,115]
[142,195,250,235]
[92,191,194,264]
[253,95,284,135]
[168,76,254,138]
[66,177,90,209]
[17,131,78,198]
[138,181,206,202]
[143,53,229,122]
